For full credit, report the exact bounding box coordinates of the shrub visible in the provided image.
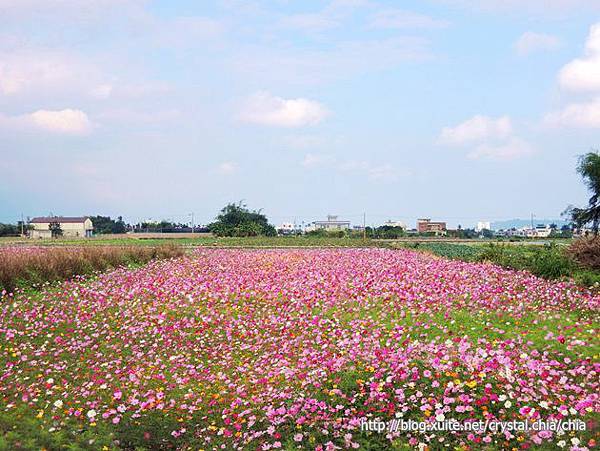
[566,237,600,270]
[476,243,574,280]
[0,245,184,293]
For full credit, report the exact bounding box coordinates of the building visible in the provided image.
[29,216,93,239]
[416,218,447,235]
[533,224,552,238]
[277,222,300,235]
[307,215,351,232]
[476,221,491,232]
[383,220,407,230]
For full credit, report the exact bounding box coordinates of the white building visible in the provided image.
[306,215,350,232]
[30,216,93,239]
[533,224,552,238]
[476,221,491,232]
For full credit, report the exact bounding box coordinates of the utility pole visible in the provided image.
[363,212,366,241]
[190,212,195,234]
[20,213,24,236]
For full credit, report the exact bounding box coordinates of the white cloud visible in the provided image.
[439,115,513,145]
[0,51,78,95]
[558,23,600,92]
[29,109,92,134]
[434,0,600,13]
[369,9,449,29]
[217,161,238,175]
[515,32,562,56]
[543,23,600,129]
[239,92,329,127]
[0,109,92,135]
[544,97,600,128]
[0,0,145,20]
[468,138,534,160]
[439,115,533,160]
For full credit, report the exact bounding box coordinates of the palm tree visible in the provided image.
[569,151,600,235]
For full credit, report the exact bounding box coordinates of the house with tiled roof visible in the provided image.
[29,216,93,239]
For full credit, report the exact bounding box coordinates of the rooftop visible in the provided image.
[30,216,89,224]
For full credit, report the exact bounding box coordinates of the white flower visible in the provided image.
[569,407,577,415]
[540,401,549,409]
[435,413,445,422]
[499,394,507,402]
[87,409,97,419]
[557,440,566,448]
[504,401,512,408]
[53,400,63,409]
[46,378,54,385]
[571,438,581,446]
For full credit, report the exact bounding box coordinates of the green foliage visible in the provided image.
[568,151,600,234]
[208,202,277,237]
[48,221,63,238]
[306,229,348,238]
[89,216,127,234]
[414,242,483,261]
[409,242,600,287]
[372,226,406,239]
[0,223,26,237]
[477,243,574,279]
[0,406,118,450]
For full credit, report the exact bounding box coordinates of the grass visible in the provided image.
[0,236,389,248]
[401,241,600,289]
[0,245,184,293]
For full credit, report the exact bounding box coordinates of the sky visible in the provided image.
[1,0,600,228]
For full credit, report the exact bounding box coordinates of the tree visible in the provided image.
[568,151,600,235]
[0,223,21,237]
[89,216,127,234]
[209,202,276,237]
[48,221,63,238]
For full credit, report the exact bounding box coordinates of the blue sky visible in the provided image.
[1,0,600,228]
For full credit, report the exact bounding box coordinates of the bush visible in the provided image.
[477,243,574,279]
[0,245,184,293]
[566,237,600,270]
[208,203,277,237]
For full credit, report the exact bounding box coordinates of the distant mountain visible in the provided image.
[491,218,569,230]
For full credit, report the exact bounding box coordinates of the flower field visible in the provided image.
[1,248,599,450]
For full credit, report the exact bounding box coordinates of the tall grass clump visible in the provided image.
[0,245,184,293]
[567,236,600,270]
[477,243,574,280]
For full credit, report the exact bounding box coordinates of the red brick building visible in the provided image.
[417,218,447,235]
